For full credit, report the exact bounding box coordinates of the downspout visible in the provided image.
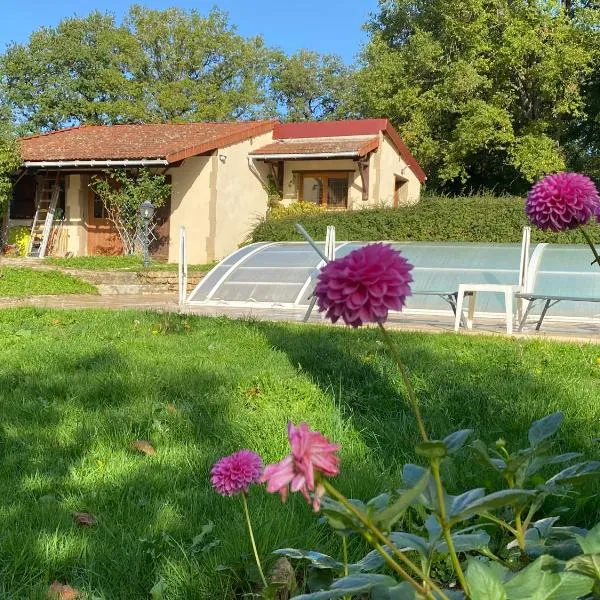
[356,156,371,202]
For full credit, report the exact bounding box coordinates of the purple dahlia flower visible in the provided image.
[526,172,600,231]
[210,450,263,496]
[314,243,413,328]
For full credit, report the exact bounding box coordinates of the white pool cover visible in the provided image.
[187,241,600,320]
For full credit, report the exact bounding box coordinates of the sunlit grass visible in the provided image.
[44,255,215,272]
[0,267,97,297]
[0,308,598,598]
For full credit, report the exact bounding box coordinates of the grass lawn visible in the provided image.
[0,309,598,598]
[0,268,97,297]
[44,255,215,273]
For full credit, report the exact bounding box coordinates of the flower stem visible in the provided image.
[579,225,600,267]
[377,323,429,442]
[478,512,518,537]
[377,323,468,594]
[342,536,349,577]
[514,510,526,552]
[322,481,448,600]
[431,460,470,596]
[240,493,268,589]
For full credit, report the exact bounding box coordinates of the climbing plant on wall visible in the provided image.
[89,169,171,255]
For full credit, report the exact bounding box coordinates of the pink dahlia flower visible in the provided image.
[262,422,340,511]
[526,172,600,231]
[211,450,263,496]
[314,243,413,327]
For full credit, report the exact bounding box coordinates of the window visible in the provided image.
[298,172,350,208]
[93,194,109,219]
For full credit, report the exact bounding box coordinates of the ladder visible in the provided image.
[27,174,60,258]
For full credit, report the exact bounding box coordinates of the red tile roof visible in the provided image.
[272,119,426,183]
[20,120,278,164]
[249,136,379,158]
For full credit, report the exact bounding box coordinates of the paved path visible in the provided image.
[0,294,178,310]
[1,293,598,343]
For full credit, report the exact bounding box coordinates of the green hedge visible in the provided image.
[251,196,593,244]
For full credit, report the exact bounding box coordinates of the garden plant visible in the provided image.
[212,172,600,599]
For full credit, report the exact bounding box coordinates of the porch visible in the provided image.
[8,171,170,258]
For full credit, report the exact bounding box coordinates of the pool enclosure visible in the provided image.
[186,241,600,322]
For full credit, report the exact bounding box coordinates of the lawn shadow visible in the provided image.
[0,346,241,598]
[251,321,597,493]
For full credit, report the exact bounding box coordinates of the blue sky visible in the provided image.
[1,1,378,63]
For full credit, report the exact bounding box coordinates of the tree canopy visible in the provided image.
[269,50,355,121]
[356,0,600,193]
[0,6,275,131]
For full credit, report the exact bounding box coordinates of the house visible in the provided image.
[10,119,425,264]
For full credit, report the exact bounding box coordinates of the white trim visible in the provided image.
[23,159,169,168]
[205,242,278,301]
[293,240,351,305]
[178,226,187,307]
[525,243,548,293]
[250,152,359,160]
[295,260,326,305]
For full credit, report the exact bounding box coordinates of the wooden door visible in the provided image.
[87,190,123,255]
[394,177,408,208]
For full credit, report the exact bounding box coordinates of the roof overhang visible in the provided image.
[23,159,169,168]
[251,151,362,160]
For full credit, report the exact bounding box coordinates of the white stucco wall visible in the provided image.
[167,155,215,264]
[375,134,421,206]
[167,130,273,264]
[213,131,273,260]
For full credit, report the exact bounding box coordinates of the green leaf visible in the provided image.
[331,574,399,592]
[524,453,583,479]
[452,489,536,523]
[388,532,430,556]
[437,531,491,554]
[504,555,593,600]
[528,413,564,447]
[547,461,600,487]
[291,576,417,600]
[415,440,448,459]
[444,429,473,454]
[466,558,507,600]
[472,440,506,472]
[272,548,343,571]
[374,469,430,530]
[566,554,600,581]
[576,523,600,554]
[448,488,486,517]
[372,582,416,599]
[402,464,428,488]
[150,576,168,600]
[349,549,385,573]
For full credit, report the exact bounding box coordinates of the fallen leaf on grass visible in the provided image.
[48,581,81,599]
[132,440,156,456]
[73,512,97,527]
[243,386,261,399]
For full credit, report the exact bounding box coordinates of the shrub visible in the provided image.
[268,202,327,219]
[251,196,590,244]
[7,226,30,256]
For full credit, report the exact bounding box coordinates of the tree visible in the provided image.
[269,50,355,121]
[0,106,22,216]
[0,6,275,132]
[89,169,171,255]
[356,0,600,193]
